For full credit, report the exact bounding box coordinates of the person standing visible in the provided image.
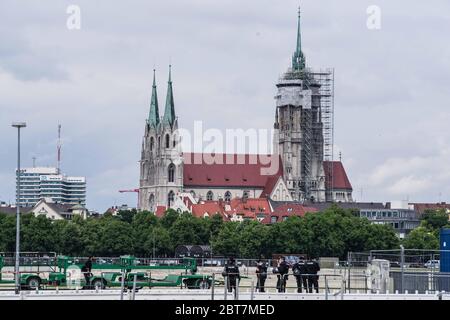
[306,259,320,293]
[276,257,289,293]
[255,258,268,293]
[292,256,307,293]
[222,257,240,297]
[81,256,93,288]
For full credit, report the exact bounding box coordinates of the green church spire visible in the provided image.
[148,69,160,128]
[162,65,175,127]
[292,7,306,71]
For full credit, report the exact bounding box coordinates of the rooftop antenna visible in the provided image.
[57,124,62,174]
[339,151,342,162]
[32,157,36,168]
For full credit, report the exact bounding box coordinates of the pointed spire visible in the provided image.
[148,69,160,128]
[292,7,306,71]
[163,65,176,127]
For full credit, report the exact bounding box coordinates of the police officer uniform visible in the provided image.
[222,258,240,295]
[292,259,307,293]
[255,260,268,292]
[306,260,320,293]
[276,258,289,293]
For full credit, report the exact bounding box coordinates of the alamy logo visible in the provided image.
[66,5,81,30]
[366,5,381,30]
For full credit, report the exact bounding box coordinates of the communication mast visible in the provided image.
[57,124,62,174]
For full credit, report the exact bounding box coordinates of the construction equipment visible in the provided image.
[0,253,214,290]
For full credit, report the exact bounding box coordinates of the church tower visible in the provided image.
[274,9,326,202]
[139,66,183,212]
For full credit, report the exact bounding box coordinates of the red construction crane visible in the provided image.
[118,189,140,209]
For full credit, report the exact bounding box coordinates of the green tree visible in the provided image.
[168,213,209,250]
[210,222,241,257]
[403,227,439,250]
[115,209,137,224]
[160,209,179,228]
[237,220,271,258]
[420,209,449,231]
[0,214,16,252]
[21,214,56,252]
[53,219,84,255]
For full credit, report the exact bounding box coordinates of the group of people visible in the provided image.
[270,256,321,293]
[222,256,320,294]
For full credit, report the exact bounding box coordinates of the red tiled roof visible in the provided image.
[272,204,318,216]
[192,201,225,218]
[155,206,167,218]
[262,204,317,224]
[260,176,280,198]
[410,203,450,215]
[230,198,271,218]
[323,161,352,190]
[183,153,283,188]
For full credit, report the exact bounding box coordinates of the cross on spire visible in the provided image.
[292,6,306,71]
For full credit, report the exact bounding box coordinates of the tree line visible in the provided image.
[0,205,446,259]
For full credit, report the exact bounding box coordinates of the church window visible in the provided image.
[168,191,175,207]
[165,134,170,148]
[158,137,161,150]
[168,163,175,182]
[149,194,155,212]
[206,191,214,201]
[224,191,231,202]
[150,137,154,151]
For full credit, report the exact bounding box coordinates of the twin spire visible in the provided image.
[292,7,306,71]
[148,65,176,128]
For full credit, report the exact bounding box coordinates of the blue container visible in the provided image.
[440,228,450,272]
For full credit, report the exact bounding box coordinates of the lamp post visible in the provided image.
[12,122,26,294]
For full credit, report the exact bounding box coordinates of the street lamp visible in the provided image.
[12,122,26,294]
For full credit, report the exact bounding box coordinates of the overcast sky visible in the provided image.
[1,0,450,212]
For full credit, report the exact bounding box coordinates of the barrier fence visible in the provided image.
[2,250,450,298]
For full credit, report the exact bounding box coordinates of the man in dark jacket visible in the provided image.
[255,258,268,292]
[292,256,307,293]
[81,256,93,287]
[276,257,289,293]
[222,257,240,296]
[306,259,320,293]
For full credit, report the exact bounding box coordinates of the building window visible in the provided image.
[149,194,155,212]
[168,191,175,207]
[165,134,170,148]
[168,163,175,182]
[206,191,214,201]
[224,191,231,202]
[158,137,161,150]
[271,216,277,224]
[243,191,249,199]
[150,137,154,151]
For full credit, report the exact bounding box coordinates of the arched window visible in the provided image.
[165,134,170,148]
[149,194,155,212]
[224,191,231,202]
[206,191,214,201]
[243,191,249,199]
[190,190,196,198]
[168,163,175,182]
[168,191,175,207]
[158,136,161,150]
[150,137,154,151]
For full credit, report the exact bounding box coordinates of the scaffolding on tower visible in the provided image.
[308,68,335,201]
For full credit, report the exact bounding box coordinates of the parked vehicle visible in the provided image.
[425,260,440,269]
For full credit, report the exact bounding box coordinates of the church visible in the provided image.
[139,10,353,212]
